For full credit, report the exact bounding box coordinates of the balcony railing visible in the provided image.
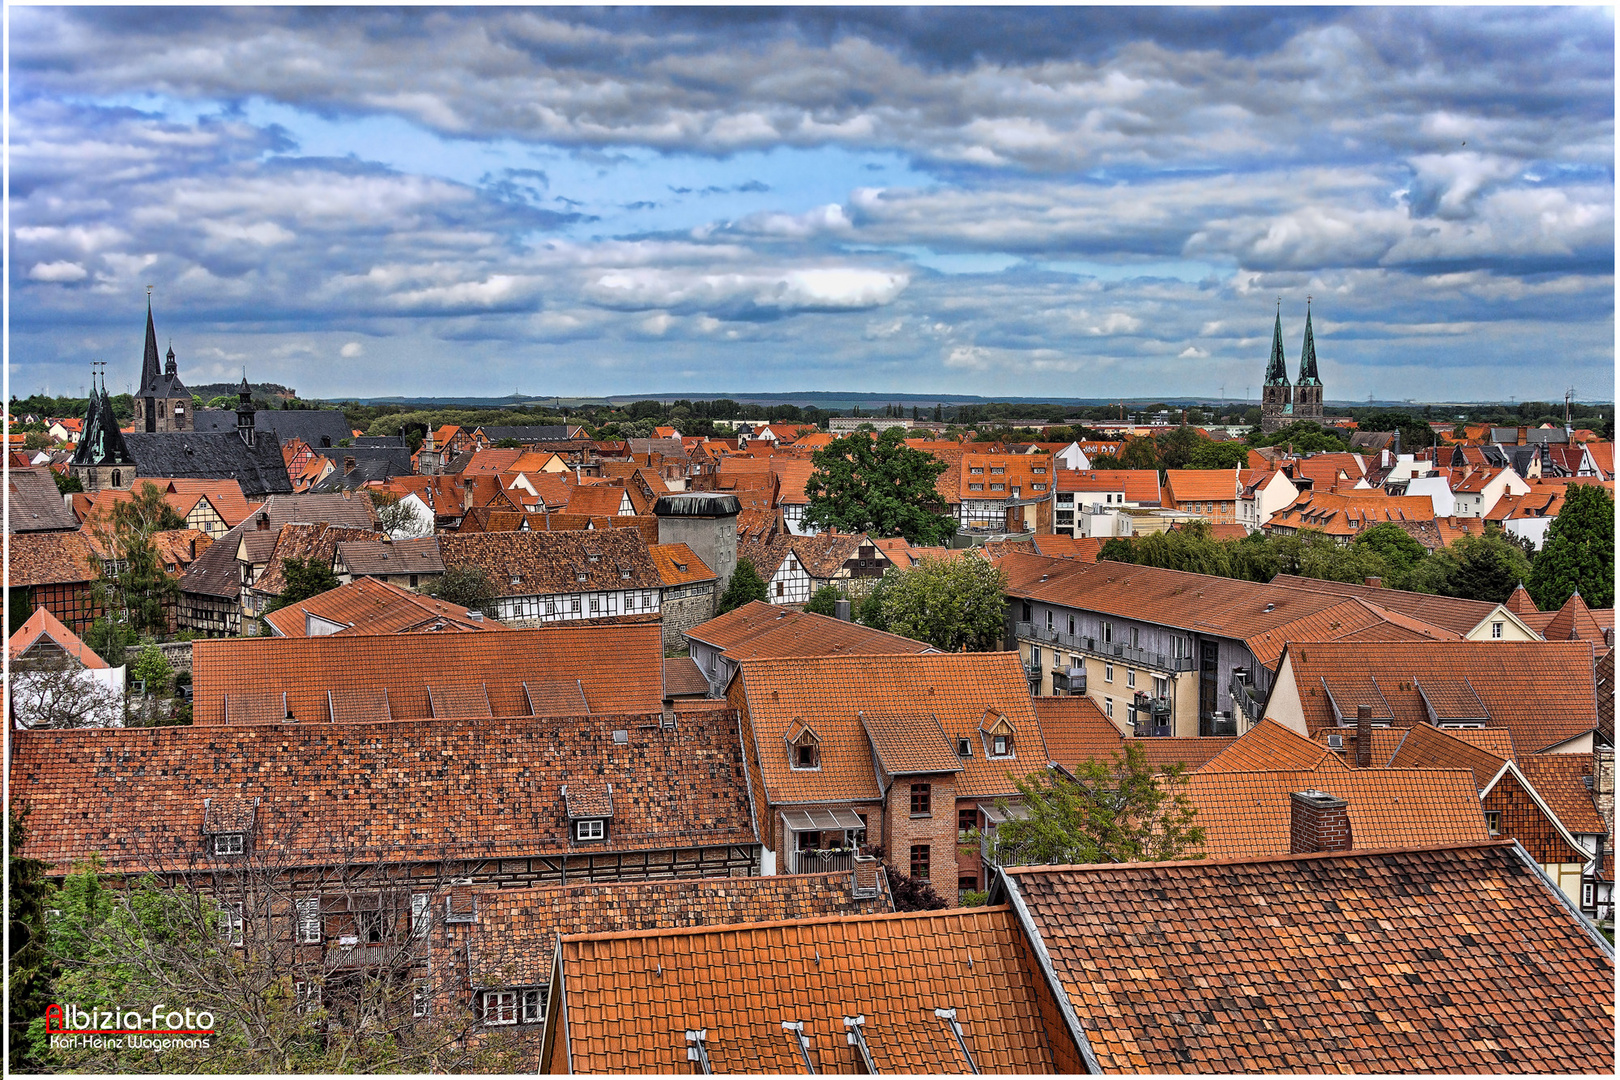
[789,848,856,876]
[1050,667,1086,694]
[323,938,427,971]
[1014,623,1196,673]
[1229,672,1265,723]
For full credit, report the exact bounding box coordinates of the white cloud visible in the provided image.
[28,260,88,282]
[340,341,364,358]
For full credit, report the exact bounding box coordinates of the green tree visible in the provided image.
[1527,484,1615,610]
[877,556,1007,652]
[8,808,54,1072]
[804,585,844,617]
[1438,529,1534,604]
[1351,522,1430,589]
[87,481,186,637]
[430,563,497,615]
[989,744,1205,867]
[717,558,770,615]
[803,428,957,545]
[1248,421,1350,453]
[53,470,83,495]
[1116,437,1160,471]
[1187,440,1250,470]
[262,557,341,614]
[1154,426,1204,471]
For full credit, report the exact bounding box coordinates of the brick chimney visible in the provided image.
[851,854,881,899]
[1363,576,1382,588]
[1355,704,1372,768]
[344,455,357,475]
[1290,790,1352,854]
[256,511,269,531]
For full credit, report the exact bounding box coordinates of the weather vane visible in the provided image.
[146,284,153,298]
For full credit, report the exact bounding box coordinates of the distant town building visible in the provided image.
[1261,302,1326,433]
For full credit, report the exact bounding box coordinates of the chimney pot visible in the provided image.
[1290,789,1352,855]
[1355,704,1373,768]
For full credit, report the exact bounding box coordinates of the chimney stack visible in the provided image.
[851,854,881,899]
[835,599,852,622]
[256,511,269,531]
[344,455,356,475]
[1363,576,1382,588]
[1355,704,1372,768]
[1290,790,1352,854]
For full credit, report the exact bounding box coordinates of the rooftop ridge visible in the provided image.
[1003,837,1517,877]
[557,902,1013,944]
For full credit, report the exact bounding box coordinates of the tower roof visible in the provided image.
[141,298,161,392]
[69,381,135,468]
[1298,304,1322,386]
[1264,306,1290,386]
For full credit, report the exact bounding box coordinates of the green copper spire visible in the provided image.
[1297,302,1321,386]
[1264,304,1289,386]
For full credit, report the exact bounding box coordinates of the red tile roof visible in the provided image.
[688,601,932,662]
[1055,469,1161,503]
[1517,754,1607,834]
[8,606,108,668]
[552,905,1080,1074]
[647,542,717,586]
[11,709,758,875]
[1163,469,1238,503]
[662,656,710,698]
[957,453,1055,502]
[191,624,665,723]
[1030,535,1105,562]
[438,527,665,596]
[262,576,503,638]
[1002,841,1615,1074]
[1031,695,1123,770]
[1242,598,1458,672]
[1267,574,1499,636]
[1196,718,1347,775]
[1279,639,1599,751]
[6,530,100,587]
[733,653,1049,803]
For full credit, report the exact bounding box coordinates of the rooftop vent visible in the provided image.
[1327,733,1343,750]
[1263,603,1275,613]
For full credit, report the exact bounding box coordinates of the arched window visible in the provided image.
[111,470,121,487]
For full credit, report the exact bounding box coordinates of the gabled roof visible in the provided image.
[124,431,294,497]
[191,625,665,723]
[11,709,757,876]
[335,537,444,577]
[1380,722,1509,791]
[8,606,109,668]
[262,576,502,638]
[662,656,710,698]
[1163,469,1238,503]
[1242,597,1458,672]
[1029,534,1105,562]
[181,520,251,598]
[193,408,353,450]
[1031,695,1122,770]
[465,870,890,989]
[252,523,379,596]
[735,652,1048,803]
[1196,718,1347,774]
[1536,589,1608,644]
[1278,640,1598,750]
[553,905,1080,1074]
[1266,574,1500,636]
[6,467,79,533]
[1516,754,1606,835]
[438,528,664,597]
[859,712,963,776]
[561,483,632,517]
[1000,841,1615,1074]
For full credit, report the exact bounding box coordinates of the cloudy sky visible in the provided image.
[9,7,1614,403]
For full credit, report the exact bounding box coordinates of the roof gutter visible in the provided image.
[996,866,1104,1074]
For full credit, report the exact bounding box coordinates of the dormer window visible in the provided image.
[970,467,984,474]
[797,743,818,769]
[575,819,605,841]
[787,720,821,770]
[992,733,1010,756]
[991,467,1005,475]
[214,832,245,856]
[981,712,1016,759]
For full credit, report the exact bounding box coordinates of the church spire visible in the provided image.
[1264,302,1290,386]
[1297,300,1321,386]
[141,294,161,392]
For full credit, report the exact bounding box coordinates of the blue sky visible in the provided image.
[8,7,1614,403]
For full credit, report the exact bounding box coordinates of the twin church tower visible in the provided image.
[1260,302,1325,434]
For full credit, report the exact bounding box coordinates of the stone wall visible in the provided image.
[660,583,717,652]
[157,640,193,674]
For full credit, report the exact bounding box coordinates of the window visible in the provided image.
[1484,811,1501,836]
[1022,603,1032,622]
[589,596,601,613]
[910,844,931,882]
[484,990,518,1025]
[1102,622,1113,644]
[411,894,430,939]
[546,599,556,616]
[1045,611,1054,630]
[969,483,984,491]
[1154,676,1169,698]
[575,819,605,841]
[794,742,819,769]
[1105,698,1114,720]
[1033,483,1047,491]
[296,898,321,944]
[990,466,1005,475]
[1583,883,1595,909]
[910,783,932,817]
[409,574,419,588]
[219,902,244,947]
[625,592,637,610]
[960,874,980,895]
[214,833,244,856]
[957,807,978,840]
[295,980,321,1013]
[1031,647,1042,670]
[970,467,984,474]
[776,581,785,596]
[1127,671,1136,689]
[1068,616,1076,635]
[991,733,1010,757]
[1491,621,1504,639]
[570,596,581,613]
[356,909,387,944]
[990,483,1005,492]
[522,988,545,1024]
[1105,664,1114,683]
[414,983,431,1018]
[1032,466,1047,475]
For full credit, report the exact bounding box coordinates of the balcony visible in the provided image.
[789,848,856,876]
[1050,667,1086,694]
[323,938,426,972]
[1014,623,1196,673]
[1229,671,1265,723]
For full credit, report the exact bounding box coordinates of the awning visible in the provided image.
[977,802,1030,825]
[781,808,867,832]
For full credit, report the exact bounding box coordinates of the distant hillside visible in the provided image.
[192,382,298,400]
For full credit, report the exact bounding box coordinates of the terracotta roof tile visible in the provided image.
[253,523,380,596]
[1382,723,1509,791]
[958,453,1055,502]
[1123,736,1239,771]
[663,656,710,698]
[8,606,109,668]
[1267,574,1499,635]
[1196,718,1348,775]
[1055,469,1161,503]
[1005,841,1615,1073]
[191,625,664,723]
[1243,598,1458,672]
[11,708,757,876]
[6,530,100,587]
[1164,469,1238,503]
[647,542,717,586]
[859,712,963,776]
[1029,534,1105,562]
[734,653,1048,803]
[555,905,1076,1074]
[689,602,932,661]
[1031,695,1122,770]
[1281,640,1598,751]
[1517,754,1607,834]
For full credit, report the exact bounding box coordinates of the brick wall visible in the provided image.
[882,773,961,905]
[1289,790,1352,854]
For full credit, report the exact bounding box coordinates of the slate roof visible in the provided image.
[193,408,353,449]
[438,528,664,597]
[124,431,294,497]
[1279,640,1599,750]
[262,576,503,638]
[335,537,445,577]
[7,467,79,532]
[477,425,576,443]
[1000,841,1615,1074]
[181,520,250,598]
[10,709,757,875]
[7,530,100,587]
[553,905,1081,1075]
[191,624,665,723]
[464,870,891,988]
[733,652,1048,803]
